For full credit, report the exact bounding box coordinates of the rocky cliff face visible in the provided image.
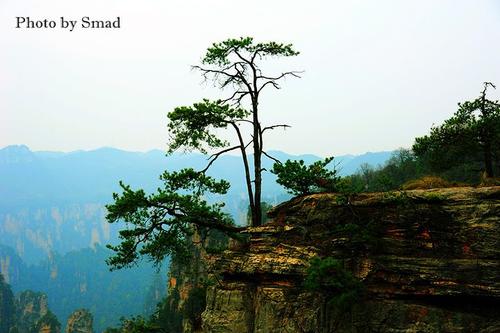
[166,230,229,333]
[65,309,93,333]
[30,311,61,333]
[0,290,63,333]
[0,274,16,332]
[16,290,50,332]
[201,186,500,332]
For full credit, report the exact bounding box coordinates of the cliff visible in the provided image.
[166,230,229,333]
[0,274,15,332]
[65,309,93,333]
[29,311,61,333]
[0,286,66,333]
[16,290,50,332]
[201,186,500,332]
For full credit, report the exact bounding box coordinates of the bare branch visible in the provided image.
[484,81,496,91]
[257,71,303,81]
[243,139,252,149]
[192,65,235,79]
[262,151,281,165]
[234,49,253,67]
[233,65,254,96]
[227,119,253,127]
[258,80,280,93]
[220,90,250,107]
[193,62,246,76]
[156,204,245,233]
[201,145,240,173]
[193,62,252,91]
[251,49,261,63]
[257,71,303,93]
[261,124,291,134]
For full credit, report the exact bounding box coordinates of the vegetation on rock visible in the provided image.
[15,290,49,333]
[401,175,453,190]
[167,37,301,227]
[106,169,237,269]
[305,257,364,312]
[203,187,500,333]
[0,274,16,333]
[30,311,60,333]
[272,157,340,195]
[413,82,500,178]
[101,36,500,332]
[343,87,500,192]
[106,37,301,267]
[65,309,93,333]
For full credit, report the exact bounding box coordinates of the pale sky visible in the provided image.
[1,0,500,156]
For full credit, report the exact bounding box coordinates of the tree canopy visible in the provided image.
[167,100,249,156]
[413,82,500,178]
[271,157,340,196]
[106,169,240,269]
[106,37,301,269]
[171,36,301,226]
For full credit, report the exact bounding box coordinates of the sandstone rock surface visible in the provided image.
[202,187,500,333]
[65,309,93,333]
[15,291,50,332]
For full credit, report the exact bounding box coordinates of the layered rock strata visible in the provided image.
[202,187,500,333]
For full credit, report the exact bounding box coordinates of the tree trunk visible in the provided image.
[252,99,262,227]
[481,91,495,178]
[230,123,255,221]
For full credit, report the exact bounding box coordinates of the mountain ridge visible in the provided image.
[0,144,393,263]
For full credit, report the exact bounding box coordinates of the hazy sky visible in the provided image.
[1,0,500,156]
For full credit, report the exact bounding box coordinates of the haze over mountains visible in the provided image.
[0,144,392,330]
[0,144,392,261]
[0,144,391,207]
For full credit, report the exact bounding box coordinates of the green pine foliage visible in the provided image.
[305,257,364,312]
[342,83,500,192]
[413,82,500,178]
[271,157,340,195]
[106,36,303,270]
[202,37,299,66]
[167,100,249,154]
[106,168,238,269]
[112,315,159,333]
[344,149,428,192]
[167,36,301,227]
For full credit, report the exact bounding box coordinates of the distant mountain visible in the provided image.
[0,244,164,332]
[0,145,393,331]
[0,145,392,263]
[0,145,391,207]
[335,151,393,175]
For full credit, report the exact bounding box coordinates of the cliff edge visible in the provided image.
[202,186,500,333]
